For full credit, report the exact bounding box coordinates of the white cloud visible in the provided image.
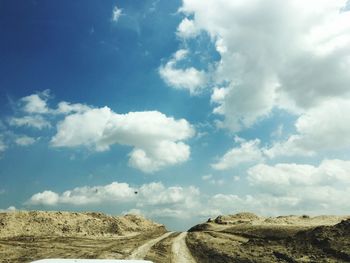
[4,92,194,173]
[200,159,350,216]
[9,115,51,129]
[51,107,195,173]
[265,99,350,158]
[159,49,207,95]
[201,174,224,185]
[28,191,59,206]
[0,206,16,212]
[224,159,350,214]
[112,5,123,22]
[212,137,264,170]
[55,101,91,115]
[15,135,36,146]
[28,182,135,206]
[177,18,199,38]
[248,159,350,189]
[177,0,350,131]
[27,181,200,219]
[20,90,50,114]
[25,158,350,218]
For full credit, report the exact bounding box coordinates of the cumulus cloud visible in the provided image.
[51,107,195,173]
[28,191,59,206]
[4,91,194,173]
[25,158,350,218]
[27,182,135,206]
[159,49,207,95]
[20,90,50,114]
[176,0,350,131]
[265,99,350,158]
[15,135,36,146]
[27,181,200,219]
[212,137,264,170]
[248,160,350,190]
[55,101,91,115]
[112,5,123,22]
[9,115,51,129]
[241,159,350,213]
[208,160,350,215]
[177,18,199,38]
[213,98,350,164]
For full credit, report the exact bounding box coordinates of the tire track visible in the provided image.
[171,232,196,263]
[127,232,173,260]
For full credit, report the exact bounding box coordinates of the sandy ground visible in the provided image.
[127,232,174,260]
[1,211,350,263]
[187,213,350,262]
[171,232,196,263]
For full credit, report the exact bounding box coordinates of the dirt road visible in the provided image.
[171,232,196,263]
[127,232,174,260]
[128,231,197,263]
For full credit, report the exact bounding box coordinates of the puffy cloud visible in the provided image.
[55,101,91,115]
[265,99,350,158]
[25,158,350,218]
[51,107,195,173]
[15,135,36,146]
[209,159,350,214]
[26,181,200,219]
[212,137,264,170]
[177,0,350,131]
[112,5,122,22]
[4,91,194,173]
[205,158,350,216]
[159,49,207,95]
[177,18,199,38]
[28,182,135,206]
[9,115,51,129]
[20,90,50,114]
[28,191,59,206]
[248,159,350,190]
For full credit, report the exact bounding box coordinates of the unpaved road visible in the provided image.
[171,232,196,263]
[128,231,197,263]
[127,231,174,259]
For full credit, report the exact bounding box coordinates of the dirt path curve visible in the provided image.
[127,232,174,260]
[171,232,197,263]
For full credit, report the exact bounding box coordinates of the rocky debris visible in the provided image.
[0,210,166,238]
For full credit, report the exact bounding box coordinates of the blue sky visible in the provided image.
[1,0,350,231]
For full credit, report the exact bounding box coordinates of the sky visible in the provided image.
[1,0,350,231]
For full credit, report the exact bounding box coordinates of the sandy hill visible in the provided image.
[0,210,166,238]
[187,212,350,262]
[207,212,349,226]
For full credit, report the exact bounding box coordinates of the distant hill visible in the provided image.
[0,210,166,238]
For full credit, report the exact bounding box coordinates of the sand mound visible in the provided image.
[187,214,350,262]
[0,210,166,238]
[214,212,260,225]
[263,214,350,226]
